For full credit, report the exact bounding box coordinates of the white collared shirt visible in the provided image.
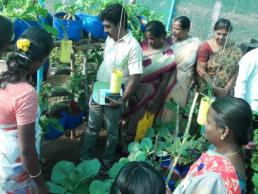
[235,48,258,111]
[96,31,143,84]
[0,60,7,73]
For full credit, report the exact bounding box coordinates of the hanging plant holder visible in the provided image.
[197,96,213,125]
[59,39,73,64]
[110,68,123,94]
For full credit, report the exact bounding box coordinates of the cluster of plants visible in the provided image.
[251,110,258,193]
[1,0,47,20]
[251,129,258,192]
[0,0,57,37]
[54,0,162,41]
[47,124,208,194]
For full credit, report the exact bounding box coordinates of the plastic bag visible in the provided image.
[135,111,155,142]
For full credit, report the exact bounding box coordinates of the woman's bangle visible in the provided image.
[29,169,42,178]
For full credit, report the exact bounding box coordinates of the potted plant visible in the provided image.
[47,159,101,193]
[1,0,56,40]
[53,3,82,41]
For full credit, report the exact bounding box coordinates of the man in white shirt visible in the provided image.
[235,47,258,129]
[80,3,143,172]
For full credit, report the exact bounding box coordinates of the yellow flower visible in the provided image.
[16,39,30,52]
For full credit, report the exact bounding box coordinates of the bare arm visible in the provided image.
[18,123,48,193]
[197,61,228,96]
[224,71,238,91]
[197,62,212,85]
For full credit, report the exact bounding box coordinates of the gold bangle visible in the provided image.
[29,169,42,178]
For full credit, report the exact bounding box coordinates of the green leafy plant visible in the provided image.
[74,0,162,41]
[87,138,153,194]
[39,115,64,135]
[54,3,80,20]
[145,126,208,166]
[88,157,129,194]
[47,159,101,194]
[66,73,88,110]
[1,0,47,20]
[0,0,57,37]
[251,128,258,192]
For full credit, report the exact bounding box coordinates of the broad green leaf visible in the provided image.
[89,179,113,194]
[68,170,81,187]
[159,127,171,139]
[127,142,140,153]
[76,159,101,180]
[134,151,146,161]
[140,137,153,153]
[74,182,90,194]
[47,181,66,194]
[108,161,127,179]
[51,161,75,185]
[118,157,130,164]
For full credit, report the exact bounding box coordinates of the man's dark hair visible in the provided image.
[100,3,128,29]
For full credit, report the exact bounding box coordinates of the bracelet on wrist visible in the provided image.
[29,169,42,178]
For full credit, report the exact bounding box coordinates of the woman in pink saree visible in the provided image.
[121,21,177,149]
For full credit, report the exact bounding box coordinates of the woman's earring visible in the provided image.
[221,136,224,140]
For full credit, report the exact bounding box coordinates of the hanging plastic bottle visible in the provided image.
[197,96,212,125]
[109,56,129,94]
[59,39,72,64]
[110,68,123,94]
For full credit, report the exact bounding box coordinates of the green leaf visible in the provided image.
[108,161,127,179]
[76,159,101,181]
[118,157,130,164]
[68,170,81,187]
[128,150,146,161]
[140,137,153,153]
[47,181,66,194]
[159,127,172,139]
[51,161,75,185]
[74,182,90,194]
[128,142,141,153]
[89,179,113,194]
[145,127,155,138]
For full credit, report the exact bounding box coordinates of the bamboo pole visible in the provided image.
[166,92,199,185]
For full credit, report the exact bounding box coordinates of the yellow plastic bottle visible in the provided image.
[197,96,212,125]
[110,68,123,94]
[59,40,72,64]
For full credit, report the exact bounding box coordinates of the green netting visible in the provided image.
[47,0,258,43]
[138,0,258,43]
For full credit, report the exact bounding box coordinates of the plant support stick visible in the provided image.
[166,92,199,185]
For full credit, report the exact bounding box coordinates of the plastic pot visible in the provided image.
[59,101,84,130]
[53,12,82,41]
[13,19,41,42]
[44,125,64,140]
[76,13,107,39]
